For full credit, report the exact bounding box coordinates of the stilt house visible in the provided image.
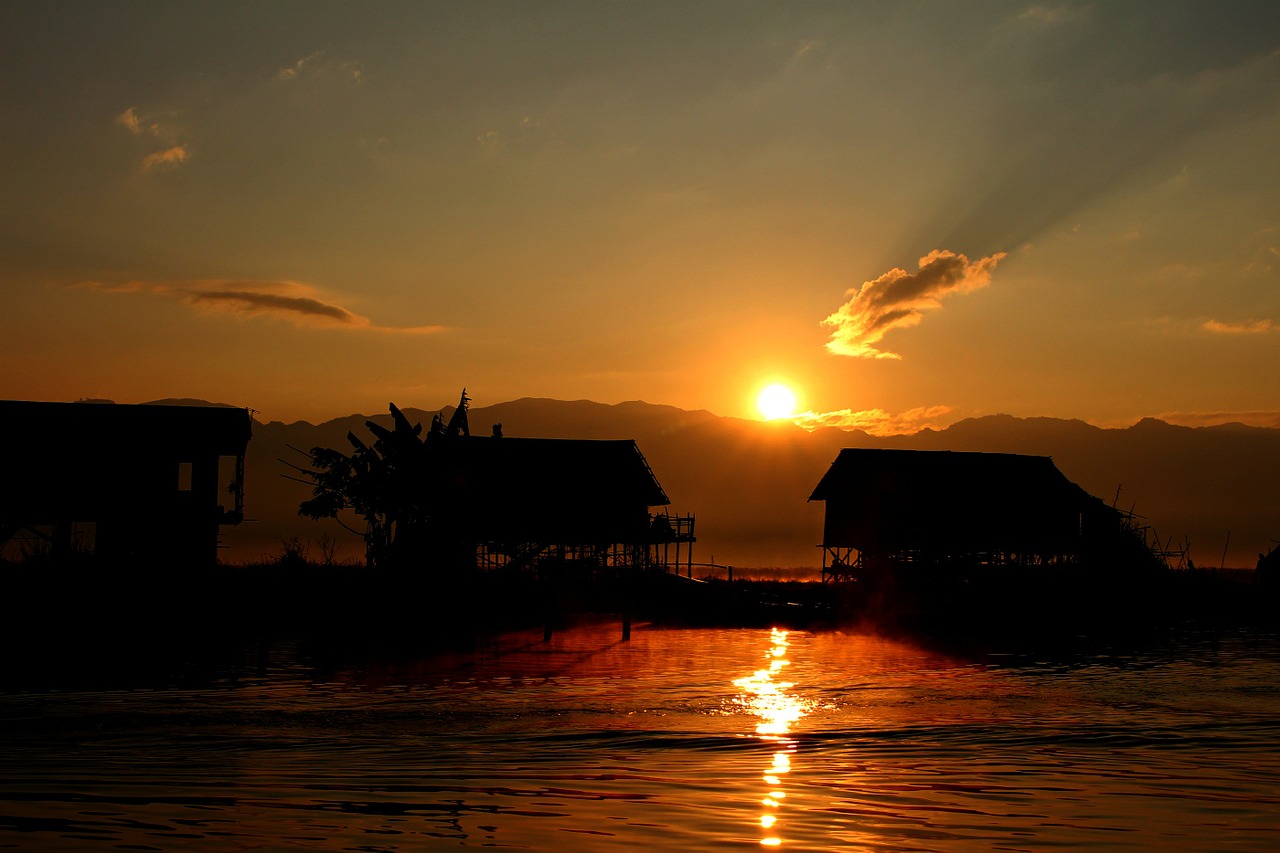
[0,401,253,568]
[809,449,1126,582]
[299,393,695,573]
[437,436,695,574]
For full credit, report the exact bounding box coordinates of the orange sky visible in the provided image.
[2,2,1277,430]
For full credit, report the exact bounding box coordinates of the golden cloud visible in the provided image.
[140,145,189,171]
[823,250,1006,359]
[1203,318,1275,334]
[115,107,144,135]
[115,107,179,142]
[792,405,955,436]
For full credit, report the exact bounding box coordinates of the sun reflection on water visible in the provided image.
[734,628,807,847]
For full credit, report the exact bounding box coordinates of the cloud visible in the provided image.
[78,279,445,334]
[116,106,189,171]
[115,106,178,141]
[190,290,363,324]
[115,107,144,135]
[823,250,1006,359]
[278,51,364,84]
[1203,318,1275,334]
[475,115,557,152]
[793,405,955,436]
[794,38,822,59]
[140,145,189,171]
[278,50,325,81]
[1156,410,1280,429]
[340,60,365,84]
[1015,4,1081,28]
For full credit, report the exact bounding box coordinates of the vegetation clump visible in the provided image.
[294,393,471,570]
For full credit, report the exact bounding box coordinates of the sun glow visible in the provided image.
[756,384,798,420]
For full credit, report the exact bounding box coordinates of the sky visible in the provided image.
[3,0,1278,431]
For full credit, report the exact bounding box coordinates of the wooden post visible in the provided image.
[543,574,554,642]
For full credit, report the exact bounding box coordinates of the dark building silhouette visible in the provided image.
[809,449,1132,582]
[0,401,252,568]
[298,394,695,573]
[436,435,695,574]
[1260,544,1280,587]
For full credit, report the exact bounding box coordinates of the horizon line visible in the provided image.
[9,396,1279,433]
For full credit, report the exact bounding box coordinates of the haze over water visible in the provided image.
[2,625,1278,850]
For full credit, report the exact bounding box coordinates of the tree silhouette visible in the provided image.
[297,400,445,569]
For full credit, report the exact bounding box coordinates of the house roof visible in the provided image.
[810,448,1093,505]
[0,400,253,457]
[808,448,1114,553]
[426,435,669,544]
[442,436,670,508]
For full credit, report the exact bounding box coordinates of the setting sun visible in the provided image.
[756,384,799,420]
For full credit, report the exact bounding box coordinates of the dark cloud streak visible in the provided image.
[190,290,360,324]
[78,279,445,335]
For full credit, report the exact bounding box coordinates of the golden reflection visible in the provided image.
[734,628,806,847]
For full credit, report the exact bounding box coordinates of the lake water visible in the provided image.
[2,624,1278,851]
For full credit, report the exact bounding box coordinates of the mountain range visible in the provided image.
[215,398,1279,571]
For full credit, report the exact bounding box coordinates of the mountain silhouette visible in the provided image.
[207,399,1279,571]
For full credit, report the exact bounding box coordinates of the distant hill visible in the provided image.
[878,414,1279,569]
[219,399,1280,570]
[142,398,241,408]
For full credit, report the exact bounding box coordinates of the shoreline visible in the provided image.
[2,561,1276,690]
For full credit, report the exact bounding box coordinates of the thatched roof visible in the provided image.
[810,448,1089,503]
[433,436,669,543]
[810,448,1115,554]
[443,436,669,507]
[0,400,252,457]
